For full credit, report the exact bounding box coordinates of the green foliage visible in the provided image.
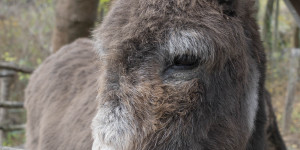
[99,0,111,11]
[0,0,53,67]
[18,72,30,82]
[100,0,111,6]
[98,0,111,21]
[2,52,17,62]
[2,130,25,147]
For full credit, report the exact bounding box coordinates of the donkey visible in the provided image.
[25,0,282,149]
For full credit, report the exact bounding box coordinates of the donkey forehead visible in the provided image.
[167,30,215,59]
[98,29,214,57]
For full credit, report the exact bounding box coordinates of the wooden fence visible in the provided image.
[0,62,34,145]
[0,146,24,150]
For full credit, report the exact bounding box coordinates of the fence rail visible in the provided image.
[0,61,33,144]
[0,124,25,132]
[0,62,34,74]
[0,146,24,150]
[0,101,24,109]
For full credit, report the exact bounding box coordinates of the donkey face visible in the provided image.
[92,0,264,149]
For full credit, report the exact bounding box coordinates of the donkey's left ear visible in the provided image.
[217,0,238,17]
[217,0,256,17]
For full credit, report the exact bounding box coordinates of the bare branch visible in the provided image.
[0,62,34,74]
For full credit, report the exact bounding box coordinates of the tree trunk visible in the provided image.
[51,0,99,53]
[283,0,300,28]
[289,0,300,19]
[282,27,300,133]
[263,0,275,50]
[269,0,280,75]
[263,0,275,82]
[273,0,279,53]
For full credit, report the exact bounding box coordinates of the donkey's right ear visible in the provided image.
[217,0,238,17]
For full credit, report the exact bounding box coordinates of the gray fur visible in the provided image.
[245,61,260,131]
[92,100,136,150]
[168,30,215,62]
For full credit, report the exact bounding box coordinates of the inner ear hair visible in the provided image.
[217,0,237,17]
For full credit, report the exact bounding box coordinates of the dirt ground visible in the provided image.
[284,134,300,150]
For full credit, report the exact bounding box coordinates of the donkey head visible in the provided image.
[92,0,265,149]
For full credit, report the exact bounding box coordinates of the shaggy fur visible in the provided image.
[26,0,273,149]
[25,39,99,150]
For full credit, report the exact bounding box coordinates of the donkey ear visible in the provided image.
[217,0,238,17]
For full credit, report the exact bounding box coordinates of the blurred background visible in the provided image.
[0,0,299,149]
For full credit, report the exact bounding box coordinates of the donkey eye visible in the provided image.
[171,54,198,70]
